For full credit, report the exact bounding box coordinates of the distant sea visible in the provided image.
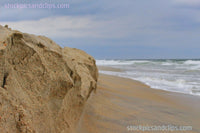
[97,59,200,96]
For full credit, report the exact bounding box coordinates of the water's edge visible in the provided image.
[97,59,200,96]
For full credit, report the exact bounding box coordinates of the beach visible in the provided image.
[76,74,200,133]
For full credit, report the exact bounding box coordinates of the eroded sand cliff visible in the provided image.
[0,25,98,133]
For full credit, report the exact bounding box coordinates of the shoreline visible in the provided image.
[76,74,200,133]
[98,66,200,97]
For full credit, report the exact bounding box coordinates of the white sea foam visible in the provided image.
[162,62,173,66]
[96,60,150,66]
[183,60,200,65]
[97,59,200,96]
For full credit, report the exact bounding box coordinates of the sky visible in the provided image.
[0,0,200,59]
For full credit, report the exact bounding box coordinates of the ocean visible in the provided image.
[96,59,200,96]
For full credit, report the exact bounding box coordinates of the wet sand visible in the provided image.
[76,74,200,133]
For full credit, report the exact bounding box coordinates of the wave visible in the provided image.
[183,60,200,70]
[183,60,200,65]
[161,62,173,66]
[97,59,200,70]
[97,59,200,96]
[99,70,200,96]
[96,60,150,66]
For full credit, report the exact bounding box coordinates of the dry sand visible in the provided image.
[0,25,98,133]
[76,74,200,133]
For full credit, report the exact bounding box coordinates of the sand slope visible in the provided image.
[77,74,200,133]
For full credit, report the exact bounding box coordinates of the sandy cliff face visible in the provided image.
[0,25,98,133]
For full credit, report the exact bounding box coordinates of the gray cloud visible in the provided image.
[0,0,200,58]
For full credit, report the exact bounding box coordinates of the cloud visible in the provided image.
[0,16,93,38]
[0,15,136,39]
[1,1,200,46]
[0,0,109,21]
[0,0,172,41]
[0,0,200,58]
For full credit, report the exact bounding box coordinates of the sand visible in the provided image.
[0,25,98,133]
[76,74,200,133]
